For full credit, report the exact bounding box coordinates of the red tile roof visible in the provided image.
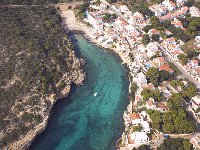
[156,102,166,109]
[191,60,198,65]
[169,1,175,7]
[130,112,141,120]
[147,100,154,106]
[159,64,174,73]
[158,57,165,63]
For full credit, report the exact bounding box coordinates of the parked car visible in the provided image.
[163,134,170,139]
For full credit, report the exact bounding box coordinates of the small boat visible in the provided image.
[94,92,97,96]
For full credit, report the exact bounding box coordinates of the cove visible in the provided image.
[30,35,129,150]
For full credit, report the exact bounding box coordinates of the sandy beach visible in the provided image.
[60,9,130,65]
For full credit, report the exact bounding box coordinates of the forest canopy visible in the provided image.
[0,6,83,148]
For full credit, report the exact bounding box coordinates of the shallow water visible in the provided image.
[30,35,129,150]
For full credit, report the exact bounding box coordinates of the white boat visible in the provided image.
[94,92,97,96]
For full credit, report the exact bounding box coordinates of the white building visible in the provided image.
[191,96,200,111]
[141,121,151,133]
[146,42,159,57]
[87,11,103,31]
[163,37,176,45]
[125,25,140,36]
[130,132,149,144]
[162,0,176,11]
[149,4,167,17]
[120,5,129,13]
[146,99,155,109]
[176,0,187,6]
[195,36,200,47]
[189,6,200,17]
[154,102,167,112]
[190,134,200,149]
[136,72,147,87]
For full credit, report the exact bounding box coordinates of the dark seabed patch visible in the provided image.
[30,35,129,150]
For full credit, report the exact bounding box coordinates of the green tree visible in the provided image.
[150,0,162,4]
[152,34,160,41]
[162,121,175,133]
[146,67,160,86]
[143,25,152,33]
[153,89,163,102]
[147,110,162,131]
[137,144,150,150]
[142,34,150,45]
[185,50,199,59]
[157,138,192,150]
[186,18,200,37]
[103,13,117,22]
[95,0,101,5]
[141,88,152,101]
[150,16,161,29]
[159,70,169,81]
[167,93,184,110]
[134,125,142,132]
[183,140,193,150]
[184,85,197,99]
[170,80,178,87]
[131,82,138,92]
[177,54,188,65]
[162,20,171,28]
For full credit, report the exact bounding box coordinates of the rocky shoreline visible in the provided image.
[4,6,128,150]
[6,56,86,150]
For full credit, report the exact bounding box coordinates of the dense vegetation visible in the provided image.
[146,67,173,87]
[170,80,197,100]
[0,6,83,148]
[132,144,150,150]
[157,138,193,150]
[0,0,59,5]
[141,88,163,102]
[75,2,89,20]
[147,100,196,134]
[149,16,200,42]
[102,13,118,22]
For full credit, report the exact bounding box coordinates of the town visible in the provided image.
[74,0,200,149]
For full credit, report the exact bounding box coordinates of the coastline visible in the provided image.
[7,65,86,150]
[5,13,86,149]
[60,10,131,65]
[60,9,132,150]
[7,8,130,150]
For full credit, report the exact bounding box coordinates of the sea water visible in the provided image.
[30,35,129,150]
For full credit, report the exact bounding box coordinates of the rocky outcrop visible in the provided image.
[0,6,85,150]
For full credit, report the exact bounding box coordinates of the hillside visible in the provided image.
[0,6,85,149]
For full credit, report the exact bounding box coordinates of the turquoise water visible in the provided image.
[30,35,129,150]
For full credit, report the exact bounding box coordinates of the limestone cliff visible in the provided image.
[0,6,85,149]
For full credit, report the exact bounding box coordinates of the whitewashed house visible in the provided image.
[146,99,155,110]
[130,132,149,144]
[162,0,176,11]
[146,42,159,57]
[149,4,167,17]
[191,96,200,111]
[190,134,200,149]
[155,102,167,112]
[189,6,200,17]
[130,112,142,125]
[87,11,103,31]
[195,36,200,47]
[141,121,151,133]
[136,72,147,87]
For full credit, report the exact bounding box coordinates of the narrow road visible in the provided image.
[159,45,200,89]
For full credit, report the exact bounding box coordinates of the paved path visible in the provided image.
[159,45,200,89]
